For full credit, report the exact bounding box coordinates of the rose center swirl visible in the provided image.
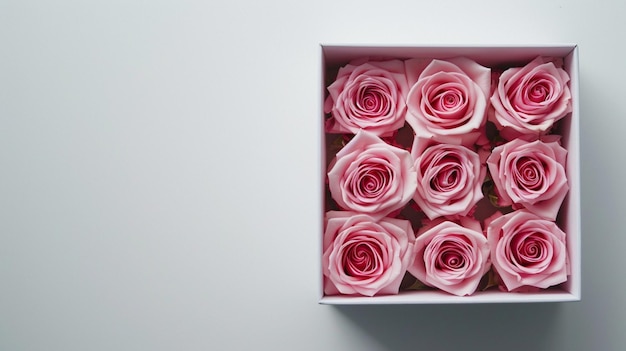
[431,166,460,192]
[438,250,464,269]
[510,232,551,267]
[351,162,393,199]
[427,155,463,192]
[524,77,553,104]
[513,156,545,191]
[435,90,463,110]
[424,81,469,124]
[431,237,473,273]
[343,240,384,276]
[355,83,392,117]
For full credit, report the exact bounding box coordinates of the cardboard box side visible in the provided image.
[321,45,577,68]
[319,45,327,302]
[561,46,582,300]
[320,290,578,305]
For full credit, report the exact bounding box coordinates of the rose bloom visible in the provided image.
[407,217,490,296]
[324,59,409,136]
[486,210,569,291]
[322,211,414,296]
[487,138,568,220]
[490,57,572,139]
[328,130,417,219]
[411,138,485,220]
[405,57,490,146]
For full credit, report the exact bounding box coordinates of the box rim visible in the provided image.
[319,45,580,304]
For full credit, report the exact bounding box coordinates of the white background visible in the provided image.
[0,0,622,350]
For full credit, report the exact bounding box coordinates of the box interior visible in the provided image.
[319,45,580,304]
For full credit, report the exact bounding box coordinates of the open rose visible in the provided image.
[407,217,490,296]
[324,59,409,136]
[323,211,414,296]
[411,138,485,220]
[405,58,490,146]
[490,57,572,139]
[486,210,569,291]
[328,130,417,219]
[487,138,568,220]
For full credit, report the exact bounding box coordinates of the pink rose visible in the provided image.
[490,57,572,139]
[486,210,569,291]
[328,130,417,219]
[323,211,414,296]
[324,59,409,136]
[411,139,485,220]
[487,138,568,220]
[405,58,490,146]
[407,217,490,296]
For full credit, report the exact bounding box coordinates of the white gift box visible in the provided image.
[319,45,580,304]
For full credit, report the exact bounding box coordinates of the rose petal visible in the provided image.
[408,219,490,296]
[322,212,415,296]
[487,210,568,291]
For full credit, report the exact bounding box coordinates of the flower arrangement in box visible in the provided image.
[321,47,577,300]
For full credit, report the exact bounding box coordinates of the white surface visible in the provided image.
[0,0,621,350]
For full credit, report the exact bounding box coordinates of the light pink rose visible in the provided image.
[407,217,490,296]
[490,57,572,140]
[322,211,414,296]
[486,210,569,291]
[324,59,409,136]
[405,57,490,146]
[411,138,485,220]
[328,130,417,219]
[487,138,568,220]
